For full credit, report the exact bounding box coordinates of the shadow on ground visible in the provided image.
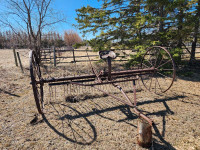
[0,88,20,97]
[41,94,185,149]
[176,62,200,82]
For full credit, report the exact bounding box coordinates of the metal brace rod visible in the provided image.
[112,82,153,126]
[70,81,153,126]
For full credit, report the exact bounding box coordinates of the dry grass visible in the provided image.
[0,49,200,150]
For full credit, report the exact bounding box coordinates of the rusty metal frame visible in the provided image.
[30,46,176,126]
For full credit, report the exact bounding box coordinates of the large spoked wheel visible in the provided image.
[30,50,44,114]
[140,46,176,94]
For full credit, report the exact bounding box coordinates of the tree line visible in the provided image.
[76,0,200,64]
[0,30,82,49]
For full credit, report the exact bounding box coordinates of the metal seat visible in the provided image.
[99,51,116,59]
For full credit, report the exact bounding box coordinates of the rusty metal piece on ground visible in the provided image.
[30,46,176,147]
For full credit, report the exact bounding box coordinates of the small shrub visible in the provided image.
[125,45,146,69]
[170,48,183,65]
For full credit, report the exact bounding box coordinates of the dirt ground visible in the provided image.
[0,49,200,150]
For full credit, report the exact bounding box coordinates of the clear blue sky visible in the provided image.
[0,0,102,40]
[52,0,102,39]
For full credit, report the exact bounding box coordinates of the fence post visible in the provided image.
[72,47,76,63]
[49,47,51,62]
[53,46,56,67]
[16,52,24,73]
[13,48,18,66]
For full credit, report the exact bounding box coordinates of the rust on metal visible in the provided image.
[42,68,155,84]
[137,117,152,148]
[30,46,176,147]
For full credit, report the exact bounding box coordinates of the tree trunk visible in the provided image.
[158,5,164,33]
[177,8,183,49]
[190,0,200,65]
[158,5,165,46]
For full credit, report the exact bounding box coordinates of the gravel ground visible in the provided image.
[0,49,200,150]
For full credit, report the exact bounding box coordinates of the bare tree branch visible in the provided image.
[0,0,65,61]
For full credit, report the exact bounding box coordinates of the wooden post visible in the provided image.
[107,57,112,81]
[72,47,76,63]
[13,48,18,66]
[49,47,51,62]
[16,52,24,73]
[53,46,56,67]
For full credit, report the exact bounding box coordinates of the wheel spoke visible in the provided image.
[146,58,153,67]
[157,72,171,79]
[153,49,160,67]
[157,55,164,68]
[159,69,174,71]
[148,53,153,66]
[156,60,171,69]
[142,62,151,68]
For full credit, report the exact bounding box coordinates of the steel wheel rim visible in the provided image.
[30,50,44,114]
[140,46,176,94]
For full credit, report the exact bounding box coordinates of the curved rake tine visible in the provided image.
[155,77,163,93]
[155,77,157,93]
[149,77,153,91]
[143,75,151,86]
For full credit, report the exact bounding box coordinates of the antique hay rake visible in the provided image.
[29,46,176,148]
